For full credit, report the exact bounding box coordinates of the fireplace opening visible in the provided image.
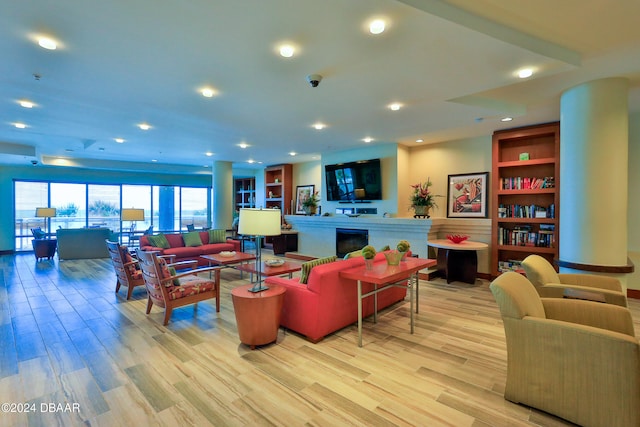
[336,228,368,258]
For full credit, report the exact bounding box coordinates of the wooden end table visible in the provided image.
[235,260,302,282]
[231,283,286,349]
[428,239,488,284]
[200,252,256,281]
[339,257,436,347]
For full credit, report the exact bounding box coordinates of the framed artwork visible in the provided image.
[295,185,314,214]
[447,172,488,218]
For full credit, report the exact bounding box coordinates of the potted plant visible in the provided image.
[302,191,320,215]
[361,245,376,269]
[409,177,440,218]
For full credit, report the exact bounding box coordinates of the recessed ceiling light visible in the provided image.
[279,44,295,58]
[151,159,157,162]
[388,103,402,111]
[14,122,27,129]
[205,152,213,157]
[19,100,35,108]
[247,159,255,164]
[114,138,125,143]
[362,137,374,143]
[517,68,533,78]
[289,152,297,156]
[138,123,151,130]
[38,37,57,50]
[416,139,424,143]
[369,19,386,35]
[238,142,249,149]
[201,87,216,98]
[312,122,326,130]
[501,117,513,122]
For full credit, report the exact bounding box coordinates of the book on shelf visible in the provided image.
[499,176,555,190]
[498,203,555,219]
[498,224,555,247]
[498,259,525,273]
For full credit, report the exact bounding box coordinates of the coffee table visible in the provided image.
[200,252,256,281]
[339,257,436,347]
[236,259,302,282]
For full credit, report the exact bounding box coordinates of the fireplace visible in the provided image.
[336,228,368,258]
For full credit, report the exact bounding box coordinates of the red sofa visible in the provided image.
[264,252,407,342]
[139,231,240,266]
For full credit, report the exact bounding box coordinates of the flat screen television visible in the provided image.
[325,158,382,201]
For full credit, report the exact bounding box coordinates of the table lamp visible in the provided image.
[121,208,145,243]
[238,208,282,292]
[35,207,56,238]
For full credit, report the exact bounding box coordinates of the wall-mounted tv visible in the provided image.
[325,158,382,201]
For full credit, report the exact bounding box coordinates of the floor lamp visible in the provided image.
[121,208,145,244]
[238,208,282,292]
[35,207,56,238]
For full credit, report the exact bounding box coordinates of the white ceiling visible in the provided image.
[2,0,640,172]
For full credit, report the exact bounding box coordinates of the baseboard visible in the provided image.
[628,288,640,300]
[0,249,15,255]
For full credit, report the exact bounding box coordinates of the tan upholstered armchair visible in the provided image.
[521,254,627,306]
[490,272,640,427]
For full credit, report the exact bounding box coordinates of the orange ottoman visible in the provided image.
[231,284,285,349]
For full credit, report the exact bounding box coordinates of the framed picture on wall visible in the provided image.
[447,172,488,218]
[295,185,314,214]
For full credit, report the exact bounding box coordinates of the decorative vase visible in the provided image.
[399,251,408,261]
[384,251,403,266]
[303,205,316,216]
[364,258,375,270]
[413,205,430,218]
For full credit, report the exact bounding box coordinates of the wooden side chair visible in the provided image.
[135,249,220,325]
[106,240,145,300]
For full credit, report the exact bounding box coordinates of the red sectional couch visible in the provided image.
[139,231,240,266]
[264,252,407,342]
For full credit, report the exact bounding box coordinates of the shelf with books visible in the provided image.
[491,122,560,276]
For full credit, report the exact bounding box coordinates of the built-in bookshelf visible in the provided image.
[264,164,292,246]
[234,178,255,212]
[491,122,560,276]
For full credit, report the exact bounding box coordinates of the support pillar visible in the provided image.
[559,77,632,275]
[211,161,233,230]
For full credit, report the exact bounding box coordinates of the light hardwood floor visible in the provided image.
[2,252,638,426]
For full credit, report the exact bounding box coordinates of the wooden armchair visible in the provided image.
[521,254,627,306]
[490,272,640,427]
[135,249,220,325]
[106,240,145,300]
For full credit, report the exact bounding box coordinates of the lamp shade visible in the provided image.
[237,208,281,236]
[121,208,145,221]
[35,207,56,218]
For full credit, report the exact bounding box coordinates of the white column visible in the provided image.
[211,161,233,230]
[560,77,629,267]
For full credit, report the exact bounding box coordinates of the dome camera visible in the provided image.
[306,74,323,88]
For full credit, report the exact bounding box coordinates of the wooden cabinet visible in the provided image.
[491,122,560,276]
[264,164,292,247]
[271,231,298,255]
[234,178,255,212]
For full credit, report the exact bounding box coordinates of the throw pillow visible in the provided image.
[343,249,363,260]
[31,228,46,239]
[183,231,203,247]
[300,255,337,285]
[208,229,226,244]
[147,233,170,249]
[158,258,180,286]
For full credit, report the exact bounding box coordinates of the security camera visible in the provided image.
[31,160,38,165]
[307,74,323,88]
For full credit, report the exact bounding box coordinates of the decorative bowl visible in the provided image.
[446,234,469,244]
[219,251,236,257]
[265,258,285,267]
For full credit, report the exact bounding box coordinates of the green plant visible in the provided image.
[361,245,376,259]
[56,203,79,217]
[396,240,410,252]
[302,191,320,208]
[409,178,439,209]
[90,200,119,216]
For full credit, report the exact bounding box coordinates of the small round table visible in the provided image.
[231,283,285,349]
[428,239,488,284]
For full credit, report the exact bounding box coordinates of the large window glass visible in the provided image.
[51,183,86,230]
[13,180,211,251]
[88,184,120,230]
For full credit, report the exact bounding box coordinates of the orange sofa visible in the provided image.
[264,252,407,342]
[139,231,240,266]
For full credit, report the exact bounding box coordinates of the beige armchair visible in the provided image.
[521,254,627,306]
[490,272,640,427]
